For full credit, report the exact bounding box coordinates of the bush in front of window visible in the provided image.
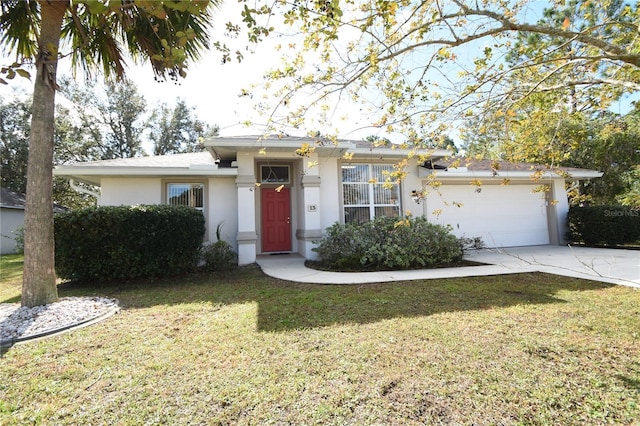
[55,205,205,282]
[312,216,464,271]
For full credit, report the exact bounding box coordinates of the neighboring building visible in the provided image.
[53,135,602,265]
[0,187,68,255]
[1,188,26,254]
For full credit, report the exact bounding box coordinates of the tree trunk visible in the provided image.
[21,1,68,308]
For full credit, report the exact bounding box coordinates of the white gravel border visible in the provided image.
[0,297,120,349]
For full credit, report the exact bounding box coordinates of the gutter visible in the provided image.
[70,179,101,200]
[419,169,603,180]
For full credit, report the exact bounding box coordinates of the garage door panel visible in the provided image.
[427,184,549,247]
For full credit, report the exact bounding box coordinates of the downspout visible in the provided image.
[69,179,101,202]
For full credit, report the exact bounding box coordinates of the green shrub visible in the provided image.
[55,205,205,282]
[13,227,24,253]
[201,240,238,272]
[201,222,237,272]
[568,205,640,246]
[312,216,465,271]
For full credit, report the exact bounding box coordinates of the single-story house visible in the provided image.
[0,187,67,254]
[53,135,602,265]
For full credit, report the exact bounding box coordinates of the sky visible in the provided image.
[1,1,637,149]
[0,1,375,144]
[1,18,289,136]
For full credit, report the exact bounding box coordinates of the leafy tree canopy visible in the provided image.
[226,0,640,143]
[149,98,218,155]
[0,93,30,193]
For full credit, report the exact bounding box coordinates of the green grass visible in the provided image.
[0,253,23,303]
[1,255,639,425]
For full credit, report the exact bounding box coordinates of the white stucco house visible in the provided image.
[53,135,602,265]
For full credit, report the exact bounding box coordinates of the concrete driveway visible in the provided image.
[256,245,640,287]
[465,245,640,287]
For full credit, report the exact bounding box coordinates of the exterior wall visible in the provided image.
[235,155,258,265]
[318,159,341,229]
[100,178,162,206]
[296,154,320,259]
[548,178,570,245]
[208,177,238,247]
[0,207,24,254]
[403,159,425,218]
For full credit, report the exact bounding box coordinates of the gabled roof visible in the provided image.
[0,187,67,212]
[0,187,26,209]
[54,152,237,185]
[420,157,603,180]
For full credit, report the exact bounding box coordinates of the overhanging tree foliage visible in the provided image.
[228,0,640,142]
[0,0,214,308]
[459,1,640,206]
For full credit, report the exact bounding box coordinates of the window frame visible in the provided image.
[165,182,206,212]
[260,164,291,185]
[341,163,401,224]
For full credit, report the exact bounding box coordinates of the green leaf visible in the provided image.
[15,69,30,79]
[85,0,107,15]
[152,8,167,19]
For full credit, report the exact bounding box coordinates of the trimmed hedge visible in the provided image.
[55,205,205,282]
[568,205,640,246]
[312,216,464,271]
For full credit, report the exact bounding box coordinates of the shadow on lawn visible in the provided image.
[56,266,614,333]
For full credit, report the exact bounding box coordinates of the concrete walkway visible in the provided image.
[256,245,640,288]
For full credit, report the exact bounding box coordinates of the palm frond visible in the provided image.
[121,1,216,81]
[0,0,40,61]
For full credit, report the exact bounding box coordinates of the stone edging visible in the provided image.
[0,301,120,353]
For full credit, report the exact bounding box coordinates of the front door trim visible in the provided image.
[261,186,292,252]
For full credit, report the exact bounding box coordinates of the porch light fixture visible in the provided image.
[411,190,425,204]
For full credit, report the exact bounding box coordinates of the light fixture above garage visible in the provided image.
[411,190,425,204]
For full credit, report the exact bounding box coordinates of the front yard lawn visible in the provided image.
[1,256,638,425]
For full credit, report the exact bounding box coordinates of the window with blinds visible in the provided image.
[342,164,400,224]
[167,183,204,211]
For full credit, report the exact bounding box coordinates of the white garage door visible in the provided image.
[426,184,550,247]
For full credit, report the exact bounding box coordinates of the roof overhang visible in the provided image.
[206,135,452,161]
[0,204,25,211]
[419,168,604,181]
[206,135,353,160]
[349,147,451,161]
[54,166,238,186]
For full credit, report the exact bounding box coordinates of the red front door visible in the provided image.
[261,187,292,252]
